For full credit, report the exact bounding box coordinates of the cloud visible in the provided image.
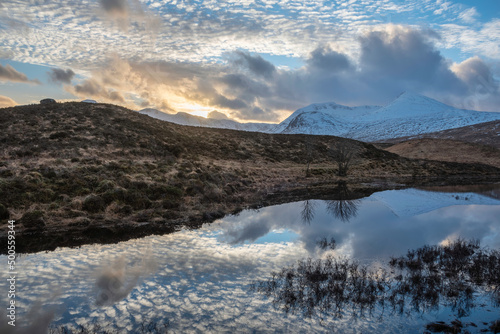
[69,78,125,103]
[306,46,352,72]
[459,7,479,24]
[98,0,161,33]
[353,25,465,100]
[93,251,156,307]
[212,94,248,110]
[452,56,498,93]
[451,56,500,111]
[48,68,75,84]
[0,95,17,108]
[64,25,500,121]
[441,20,500,61]
[231,51,276,79]
[0,303,55,334]
[100,0,129,16]
[0,64,40,84]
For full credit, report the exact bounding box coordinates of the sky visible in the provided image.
[0,0,499,122]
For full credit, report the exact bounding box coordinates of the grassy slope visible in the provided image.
[378,120,500,149]
[385,138,500,169]
[1,102,499,253]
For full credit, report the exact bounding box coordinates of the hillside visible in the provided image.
[1,102,499,253]
[379,120,500,149]
[385,138,500,169]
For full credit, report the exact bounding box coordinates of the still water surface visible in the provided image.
[2,186,500,333]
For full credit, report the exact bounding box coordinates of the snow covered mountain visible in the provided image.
[138,108,275,133]
[271,103,381,136]
[274,92,500,141]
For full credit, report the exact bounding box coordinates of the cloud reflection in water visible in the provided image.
[0,188,499,333]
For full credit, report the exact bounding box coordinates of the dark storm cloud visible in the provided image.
[307,46,352,72]
[218,73,272,99]
[356,27,466,97]
[48,68,75,84]
[0,63,40,84]
[232,51,276,79]
[262,25,487,108]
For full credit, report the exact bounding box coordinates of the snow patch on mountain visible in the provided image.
[276,92,500,141]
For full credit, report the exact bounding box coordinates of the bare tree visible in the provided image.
[329,140,358,177]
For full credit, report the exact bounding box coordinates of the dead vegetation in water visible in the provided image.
[253,239,500,320]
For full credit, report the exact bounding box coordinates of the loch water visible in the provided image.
[2,185,500,333]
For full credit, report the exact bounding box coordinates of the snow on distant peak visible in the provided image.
[370,188,500,217]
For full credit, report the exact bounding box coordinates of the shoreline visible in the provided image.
[3,175,499,255]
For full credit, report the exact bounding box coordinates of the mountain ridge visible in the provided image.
[138,92,500,142]
[138,108,275,133]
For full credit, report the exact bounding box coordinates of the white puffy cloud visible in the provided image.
[440,19,500,61]
[459,7,479,24]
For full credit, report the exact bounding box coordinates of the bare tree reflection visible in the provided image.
[325,182,360,222]
[252,239,500,320]
[316,237,336,250]
[301,200,316,225]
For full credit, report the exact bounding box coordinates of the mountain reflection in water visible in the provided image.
[1,186,499,333]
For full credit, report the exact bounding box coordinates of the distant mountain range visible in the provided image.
[138,92,500,142]
[370,188,500,218]
[138,109,275,133]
